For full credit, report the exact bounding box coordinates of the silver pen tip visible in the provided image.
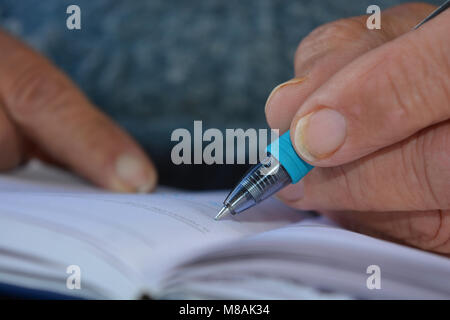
[215,206,231,220]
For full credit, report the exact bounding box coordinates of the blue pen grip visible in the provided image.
[266,130,313,184]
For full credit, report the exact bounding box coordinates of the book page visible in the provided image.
[160,217,450,299]
[0,160,308,298]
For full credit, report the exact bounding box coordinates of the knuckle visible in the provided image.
[333,162,371,210]
[359,47,427,130]
[7,61,72,122]
[382,132,443,211]
[439,127,450,175]
[386,60,416,120]
[406,210,450,254]
[422,124,450,208]
[294,17,368,71]
[374,35,449,128]
[434,36,450,113]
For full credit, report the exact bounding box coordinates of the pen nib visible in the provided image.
[215,206,230,220]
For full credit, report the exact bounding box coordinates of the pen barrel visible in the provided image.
[241,155,291,202]
[224,154,291,214]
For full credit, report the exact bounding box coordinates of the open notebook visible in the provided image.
[0,161,449,299]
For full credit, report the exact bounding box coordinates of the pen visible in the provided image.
[215,130,312,220]
[215,1,449,220]
[413,0,449,29]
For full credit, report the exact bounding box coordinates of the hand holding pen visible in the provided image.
[221,2,450,256]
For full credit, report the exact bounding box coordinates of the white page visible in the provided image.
[0,161,308,297]
[160,218,450,299]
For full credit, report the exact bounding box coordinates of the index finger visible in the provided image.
[265,2,436,133]
[0,30,157,192]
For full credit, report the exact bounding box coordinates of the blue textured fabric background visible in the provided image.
[0,0,439,188]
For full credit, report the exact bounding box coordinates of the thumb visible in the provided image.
[289,9,450,167]
[0,31,157,192]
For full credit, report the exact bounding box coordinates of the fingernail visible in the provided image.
[265,77,307,112]
[276,181,305,202]
[294,108,346,161]
[114,154,156,193]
